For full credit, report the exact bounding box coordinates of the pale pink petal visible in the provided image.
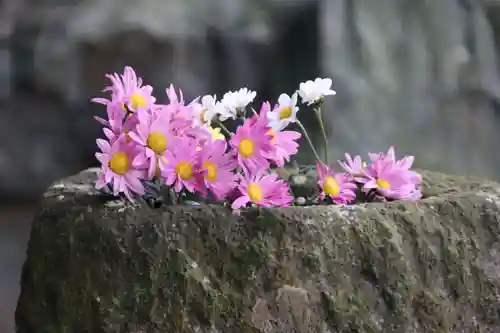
[231,196,250,209]
[128,131,145,146]
[95,173,107,189]
[97,139,111,153]
[125,174,145,195]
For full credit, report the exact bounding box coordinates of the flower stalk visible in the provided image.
[314,106,329,164]
[296,120,323,164]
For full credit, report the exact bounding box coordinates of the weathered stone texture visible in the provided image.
[15,168,500,332]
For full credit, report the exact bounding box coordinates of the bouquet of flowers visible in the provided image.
[92,66,422,208]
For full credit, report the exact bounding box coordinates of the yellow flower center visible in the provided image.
[323,176,340,196]
[248,183,263,202]
[209,127,225,141]
[176,161,193,180]
[202,161,217,181]
[279,107,292,120]
[130,92,146,109]
[267,129,277,144]
[238,138,254,157]
[109,152,129,175]
[147,131,167,154]
[376,178,391,189]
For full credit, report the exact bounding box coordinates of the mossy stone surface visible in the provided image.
[15,168,500,333]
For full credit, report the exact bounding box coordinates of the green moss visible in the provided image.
[227,233,273,290]
[322,288,377,333]
[299,246,322,274]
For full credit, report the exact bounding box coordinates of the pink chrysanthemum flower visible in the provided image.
[231,168,293,209]
[166,84,185,106]
[197,140,237,200]
[266,130,301,167]
[368,146,395,163]
[393,155,422,185]
[128,108,174,179]
[181,120,212,147]
[316,162,357,204]
[359,158,421,200]
[229,110,273,171]
[95,101,139,143]
[257,102,301,167]
[95,135,146,200]
[161,139,201,193]
[156,85,212,146]
[92,66,155,112]
[163,84,197,119]
[338,153,367,181]
[368,146,422,185]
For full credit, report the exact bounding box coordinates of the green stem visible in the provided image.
[314,106,329,164]
[296,120,323,164]
[216,121,232,136]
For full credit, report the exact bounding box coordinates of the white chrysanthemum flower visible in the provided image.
[219,88,257,120]
[267,92,299,131]
[189,94,221,126]
[298,78,336,105]
[200,95,219,123]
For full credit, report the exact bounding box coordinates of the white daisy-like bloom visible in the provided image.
[201,95,219,123]
[267,92,299,131]
[219,88,257,120]
[189,94,222,126]
[298,78,336,105]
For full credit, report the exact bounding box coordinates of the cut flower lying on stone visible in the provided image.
[91,66,422,208]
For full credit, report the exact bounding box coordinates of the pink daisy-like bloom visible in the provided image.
[163,84,197,119]
[161,138,202,193]
[393,155,422,185]
[257,101,301,167]
[266,130,301,167]
[94,100,125,130]
[95,135,146,200]
[166,84,185,106]
[197,140,237,200]
[128,108,174,180]
[316,162,357,204]
[230,106,273,171]
[157,85,212,146]
[180,119,212,147]
[92,66,155,112]
[359,157,421,200]
[368,146,395,164]
[368,146,422,185]
[231,168,293,209]
[338,153,368,183]
[95,101,139,143]
[153,104,211,148]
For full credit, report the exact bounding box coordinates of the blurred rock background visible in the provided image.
[3,0,500,332]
